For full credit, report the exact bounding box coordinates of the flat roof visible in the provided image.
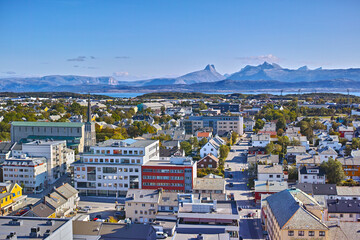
[0,216,70,240]
[11,121,84,127]
[95,139,157,148]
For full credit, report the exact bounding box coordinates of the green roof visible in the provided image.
[11,121,84,128]
[26,135,81,141]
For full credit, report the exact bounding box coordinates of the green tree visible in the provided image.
[321,158,345,185]
[180,141,192,156]
[276,117,286,131]
[219,145,230,160]
[288,166,298,180]
[254,119,265,132]
[231,132,238,145]
[199,137,208,147]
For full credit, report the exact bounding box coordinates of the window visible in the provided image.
[288,231,294,236]
[298,231,304,236]
[309,231,315,236]
[319,231,325,236]
[142,204,145,207]
[340,214,343,218]
[269,175,273,178]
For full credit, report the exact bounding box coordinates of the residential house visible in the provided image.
[296,154,321,168]
[318,146,338,162]
[159,147,184,160]
[257,165,283,182]
[197,154,220,169]
[261,189,328,240]
[318,135,342,151]
[337,156,360,181]
[24,203,56,218]
[251,134,270,148]
[298,166,326,184]
[200,136,226,158]
[244,118,255,132]
[294,183,337,200]
[248,147,266,155]
[335,186,360,200]
[125,189,161,223]
[247,154,279,166]
[44,183,79,217]
[337,126,354,141]
[327,199,360,222]
[286,146,307,162]
[193,174,225,194]
[162,140,180,150]
[195,131,213,140]
[0,182,25,215]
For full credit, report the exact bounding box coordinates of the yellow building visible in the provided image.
[0,182,24,215]
[262,189,329,240]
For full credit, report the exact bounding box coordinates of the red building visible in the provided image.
[141,157,196,193]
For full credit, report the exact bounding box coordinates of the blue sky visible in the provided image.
[0,0,359,79]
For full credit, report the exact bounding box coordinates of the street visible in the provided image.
[225,134,264,240]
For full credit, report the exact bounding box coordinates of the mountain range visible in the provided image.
[2,62,360,92]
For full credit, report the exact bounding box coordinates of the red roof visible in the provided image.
[197,132,211,137]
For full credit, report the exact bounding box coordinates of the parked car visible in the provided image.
[229,182,234,187]
[156,232,168,239]
[77,208,90,213]
[84,205,92,210]
[238,206,242,211]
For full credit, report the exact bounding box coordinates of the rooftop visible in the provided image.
[257,164,283,174]
[328,199,360,213]
[94,139,158,148]
[72,221,156,240]
[193,177,225,191]
[0,216,71,240]
[11,121,84,127]
[254,181,288,192]
[126,189,160,203]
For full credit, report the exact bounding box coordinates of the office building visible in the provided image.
[141,157,196,193]
[72,139,159,196]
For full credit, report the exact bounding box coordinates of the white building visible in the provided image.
[251,134,270,147]
[2,156,47,193]
[318,146,338,162]
[318,135,342,151]
[12,140,74,185]
[72,139,159,196]
[298,166,326,184]
[200,136,226,158]
[257,165,284,182]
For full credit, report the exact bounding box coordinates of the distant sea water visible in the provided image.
[91,91,360,98]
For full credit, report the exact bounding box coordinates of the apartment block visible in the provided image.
[184,115,243,136]
[13,140,74,185]
[2,156,47,193]
[73,139,159,196]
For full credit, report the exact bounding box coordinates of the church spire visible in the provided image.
[87,95,91,123]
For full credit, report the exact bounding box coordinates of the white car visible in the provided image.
[156,232,168,239]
